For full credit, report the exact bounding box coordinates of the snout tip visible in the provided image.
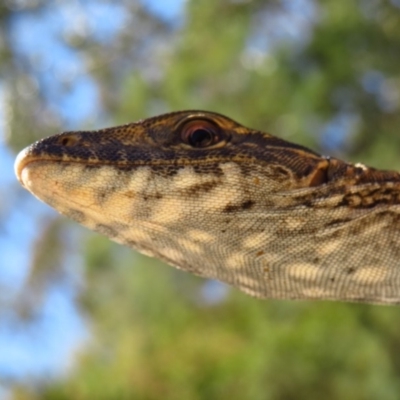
[14,147,31,188]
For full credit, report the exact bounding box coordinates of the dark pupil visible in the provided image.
[189,128,213,147]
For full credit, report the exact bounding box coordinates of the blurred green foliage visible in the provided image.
[4,0,400,399]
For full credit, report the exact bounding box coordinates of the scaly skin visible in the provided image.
[14,110,400,304]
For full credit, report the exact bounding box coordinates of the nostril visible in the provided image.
[58,135,78,147]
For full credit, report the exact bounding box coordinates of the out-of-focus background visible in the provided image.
[1,0,400,399]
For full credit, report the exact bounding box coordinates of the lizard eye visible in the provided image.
[180,120,221,148]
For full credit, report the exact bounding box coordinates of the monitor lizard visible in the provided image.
[14,110,400,305]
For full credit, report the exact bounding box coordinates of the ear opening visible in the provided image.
[307,159,330,187]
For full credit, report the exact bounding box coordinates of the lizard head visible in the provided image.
[15,109,331,265]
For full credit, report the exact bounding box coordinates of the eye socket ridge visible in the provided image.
[179,119,224,148]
